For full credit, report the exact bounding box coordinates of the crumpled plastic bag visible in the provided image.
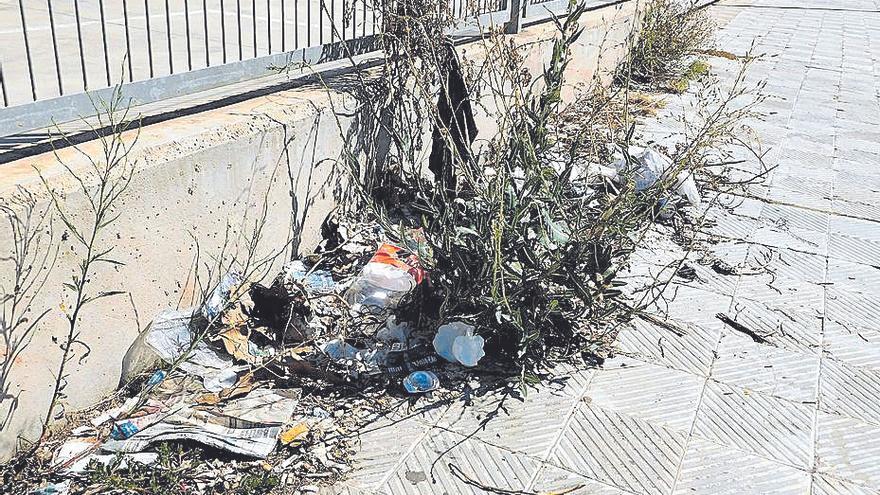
[283,260,335,292]
[203,271,242,320]
[122,308,239,392]
[610,146,702,206]
[433,322,485,367]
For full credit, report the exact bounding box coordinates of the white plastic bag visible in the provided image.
[433,322,485,367]
[143,308,239,392]
[610,146,701,206]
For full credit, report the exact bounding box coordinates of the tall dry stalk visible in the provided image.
[0,189,58,431]
[38,86,140,433]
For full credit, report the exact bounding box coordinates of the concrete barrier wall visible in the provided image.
[0,1,636,461]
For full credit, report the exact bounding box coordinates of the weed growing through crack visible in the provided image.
[668,58,711,93]
[619,0,716,89]
[84,443,201,494]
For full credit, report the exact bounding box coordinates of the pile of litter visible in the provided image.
[25,220,495,494]
[25,143,700,494]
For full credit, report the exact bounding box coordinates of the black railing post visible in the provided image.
[18,0,37,101]
[47,0,64,95]
[0,63,8,107]
[505,0,523,33]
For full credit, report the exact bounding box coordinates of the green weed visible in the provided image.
[619,0,716,87]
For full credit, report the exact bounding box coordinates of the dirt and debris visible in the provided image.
[8,145,725,493]
[5,221,533,494]
[710,258,738,276]
[675,263,699,282]
[715,312,770,344]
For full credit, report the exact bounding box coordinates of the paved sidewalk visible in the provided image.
[329,1,880,493]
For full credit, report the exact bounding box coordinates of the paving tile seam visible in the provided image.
[700,229,874,264]
[535,462,643,495]
[726,191,880,227]
[381,422,545,494]
[781,23,830,486]
[708,375,821,408]
[373,405,452,490]
[613,349,711,380]
[813,472,880,495]
[617,342,827,410]
[425,422,552,463]
[671,409,820,485]
[809,203,830,487]
[525,367,598,487]
[688,417,815,473]
[816,401,880,432]
[550,402,689,494]
[667,231,744,494]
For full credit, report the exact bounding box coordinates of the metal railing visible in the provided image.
[0,0,615,138]
[0,0,505,108]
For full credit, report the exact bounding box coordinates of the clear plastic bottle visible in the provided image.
[345,243,425,312]
[345,259,417,310]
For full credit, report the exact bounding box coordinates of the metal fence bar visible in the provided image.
[252,0,258,58]
[99,0,112,86]
[319,0,325,45]
[203,0,211,66]
[282,0,287,51]
[268,0,273,53]
[343,0,348,40]
[308,0,312,46]
[145,0,155,78]
[0,64,8,107]
[123,0,135,81]
[221,0,227,63]
[347,0,353,41]
[332,0,337,42]
[17,0,37,101]
[185,0,193,71]
[294,0,300,49]
[236,0,243,60]
[46,0,64,96]
[165,0,175,73]
[295,0,300,49]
